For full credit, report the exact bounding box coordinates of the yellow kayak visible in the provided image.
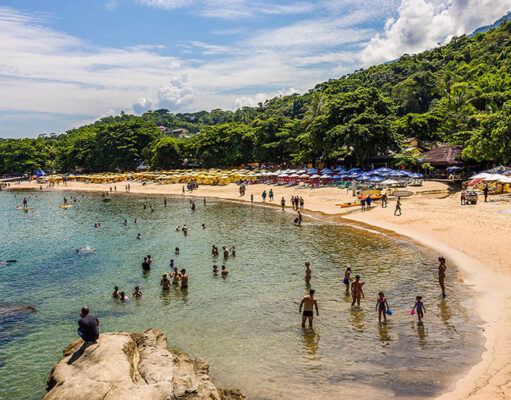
[60,205,73,209]
[16,207,33,210]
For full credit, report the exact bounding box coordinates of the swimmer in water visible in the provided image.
[133,286,143,298]
[304,261,312,284]
[212,245,218,256]
[123,220,127,226]
[223,246,229,258]
[213,265,219,275]
[375,291,390,325]
[175,226,181,231]
[76,249,80,254]
[160,273,171,290]
[221,265,229,276]
[299,288,319,328]
[169,259,174,269]
[351,275,365,307]
[137,233,141,240]
[202,223,206,229]
[175,247,180,255]
[63,197,68,206]
[111,286,120,298]
[119,292,129,302]
[343,266,352,295]
[171,268,181,285]
[230,246,236,256]
[180,269,188,289]
[134,218,137,224]
[412,296,426,324]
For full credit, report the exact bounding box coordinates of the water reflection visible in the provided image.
[378,325,392,345]
[159,289,171,306]
[349,308,366,333]
[438,300,454,331]
[301,329,320,361]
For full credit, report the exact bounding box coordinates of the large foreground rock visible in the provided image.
[44,328,245,400]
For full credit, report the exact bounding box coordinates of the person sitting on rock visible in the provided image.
[77,306,99,344]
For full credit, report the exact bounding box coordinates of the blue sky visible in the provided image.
[1,0,510,138]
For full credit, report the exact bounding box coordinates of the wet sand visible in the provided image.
[9,180,511,399]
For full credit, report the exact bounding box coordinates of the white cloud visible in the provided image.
[105,0,119,11]
[360,0,511,65]
[137,0,315,19]
[157,75,194,110]
[233,88,298,109]
[133,97,153,114]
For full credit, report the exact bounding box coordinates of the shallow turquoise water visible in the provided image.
[0,190,482,399]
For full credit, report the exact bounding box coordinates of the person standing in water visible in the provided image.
[296,211,303,226]
[23,197,28,208]
[171,268,181,285]
[299,289,319,328]
[281,197,286,210]
[250,194,254,205]
[351,275,364,307]
[63,196,68,206]
[164,197,167,207]
[133,286,143,298]
[142,257,150,272]
[438,257,447,298]
[221,265,229,276]
[412,296,426,324]
[375,291,390,325]
[343,266,352,295]
[111,286,120,298]
[160,273,171,290]
[304,262,312,285]
[180,269,188,289]
[212,265,219,275]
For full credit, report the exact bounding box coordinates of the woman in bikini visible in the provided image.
[438,257,447,298]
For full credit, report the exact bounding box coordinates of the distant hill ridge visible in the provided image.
[470,12,511,36]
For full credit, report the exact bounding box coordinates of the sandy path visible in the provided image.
[8,180,511,399]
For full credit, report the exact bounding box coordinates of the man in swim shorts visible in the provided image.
[180,269,188,289]
[161,273,171,290]
[299,289,319,328]
[351,275,364,306]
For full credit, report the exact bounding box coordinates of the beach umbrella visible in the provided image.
[289,173,300,178]
[309,174,320,179]
[348,172,360,178]
[483,174,506,181]
[333,167,345,173]
[368,176,383,182]
[382,179,399,185]
[347,168,361,173]
[410,173,423,178]
[376,167,392,172]
[308,168,319,174]
[331,175,342,179]
[366,170,380,176]
[298,167,308,172]
[498,175,511,183]
[319,174,331,179]
[321,168,333,174]
[469,172,492,179]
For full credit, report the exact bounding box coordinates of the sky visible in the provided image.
[1,0,510,138]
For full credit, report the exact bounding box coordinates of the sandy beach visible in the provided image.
[9,180,511,399]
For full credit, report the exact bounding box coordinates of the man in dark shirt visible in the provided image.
[77,306,99,343]
[142,257,150,271]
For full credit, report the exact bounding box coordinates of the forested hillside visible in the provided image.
[2,21,511,174]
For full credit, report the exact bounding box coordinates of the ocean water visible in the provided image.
[0,190,483,399]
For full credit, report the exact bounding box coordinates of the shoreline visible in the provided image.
[6,181,511,399]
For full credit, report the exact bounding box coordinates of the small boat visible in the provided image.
[101,197,112,202]
[337,202,361,208]
[357,195,383,200]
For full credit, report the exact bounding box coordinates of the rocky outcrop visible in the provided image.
[43,328,245,400]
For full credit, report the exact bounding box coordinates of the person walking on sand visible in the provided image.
[375,291,390,325]
[483,184,489,202]
[412,296,426,324]
[262,190,267,202]
[300,197,304,210]
[269,189,274,201]
[281,197,286,210]
[365,195,372,210]
[251,194,254,204]
[381,193,387,208]
[304,262,312,285]
[438,257,447,298]
[394,197,402,216]
[77,306,99,343]
[299,289,319,328]
[351,275,364,307]
[360,197,366,212]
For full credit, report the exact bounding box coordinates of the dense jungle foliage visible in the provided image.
[2,21,511,174]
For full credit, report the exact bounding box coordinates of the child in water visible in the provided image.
[212,265,219,275]
[343,266,352,295]
[375,291,390,325]
[412,296,426,324]
[133,286,143,298]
